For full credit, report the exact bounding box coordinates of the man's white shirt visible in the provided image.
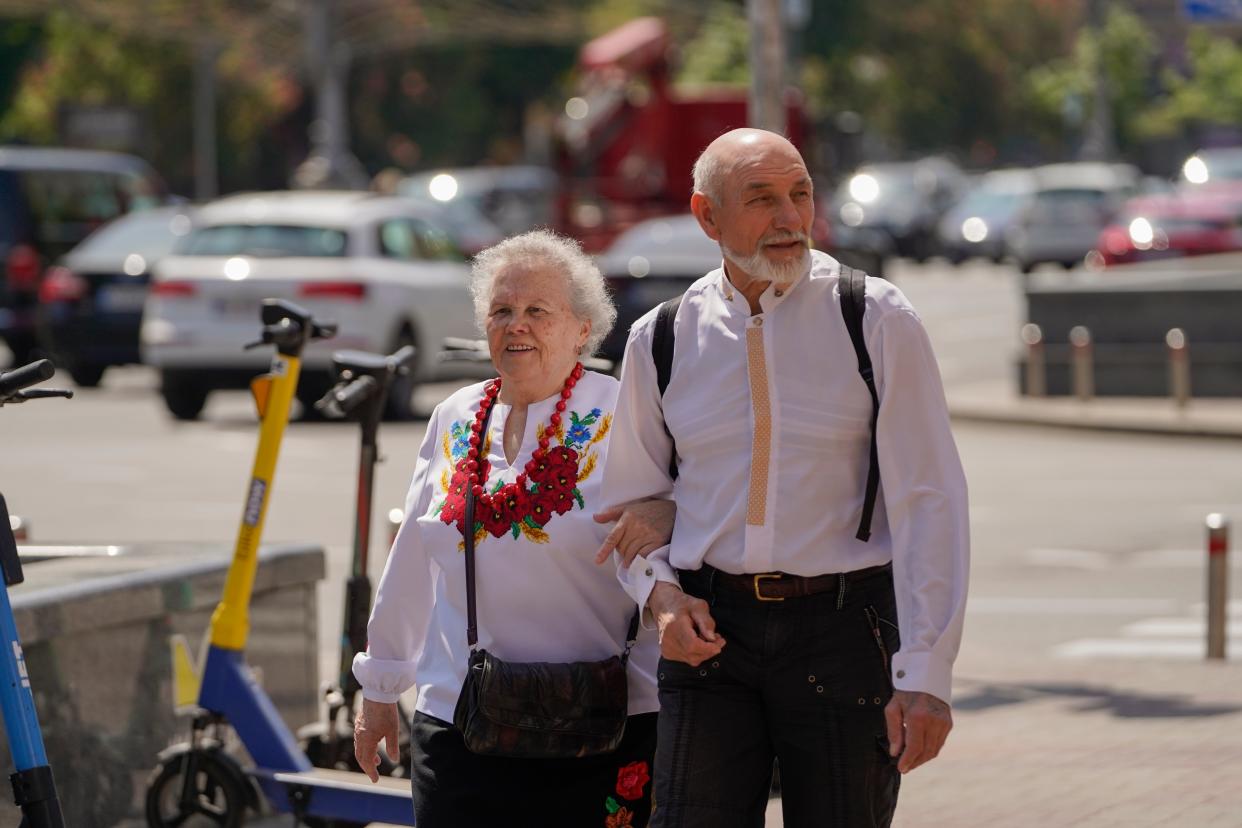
[603,250,969,703]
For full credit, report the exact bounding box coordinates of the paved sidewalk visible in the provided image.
[947,380,1242,439]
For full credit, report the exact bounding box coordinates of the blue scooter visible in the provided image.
[144,300,415,827]
[0,358,72,828]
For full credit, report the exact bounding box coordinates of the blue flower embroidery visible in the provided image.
[450,420,470,461]
[566,422,591,447]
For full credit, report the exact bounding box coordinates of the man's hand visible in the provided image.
[648,581,725,666]
[354,698,400,783]
[593,498,675,566]
[885,689,952,774]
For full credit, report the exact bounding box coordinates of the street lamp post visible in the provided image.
[747,0,786,134]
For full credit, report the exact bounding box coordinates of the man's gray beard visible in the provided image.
[721,241,811,290]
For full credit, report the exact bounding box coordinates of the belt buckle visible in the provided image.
[753,573,785,602]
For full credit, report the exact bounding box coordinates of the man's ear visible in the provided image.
[690,192,722,242]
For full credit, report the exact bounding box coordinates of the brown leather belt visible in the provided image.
[684,562,892,602]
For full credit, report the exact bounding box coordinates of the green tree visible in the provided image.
[0,10,296,193]
[1025,3,1158,157]
[1139,28,1242,139]
[676,1,749,85]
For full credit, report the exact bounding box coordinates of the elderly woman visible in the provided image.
[353,230,665,827]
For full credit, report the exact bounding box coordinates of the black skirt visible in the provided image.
[410,710,658,828]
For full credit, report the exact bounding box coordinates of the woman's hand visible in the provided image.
[354,698,400,783]
[593,498,676,566]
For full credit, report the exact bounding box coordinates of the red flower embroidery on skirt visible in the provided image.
[616,760,650,800]
[605,806,634,828]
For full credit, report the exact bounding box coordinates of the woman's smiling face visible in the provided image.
[485,262,589,398]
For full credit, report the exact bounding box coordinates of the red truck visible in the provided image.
[554,17,804,252]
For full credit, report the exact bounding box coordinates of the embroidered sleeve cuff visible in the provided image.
[352,651,417,705]
[891,650,955,704]
[625,550,679,631]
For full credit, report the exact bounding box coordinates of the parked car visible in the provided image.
[595,214,719,364]
[36,205,194,387]
[595,212,884,366]
[1003,163,1141,273]
[827,158,967,262]
[141,191,480,420]
[0,146,167,363]
[936,169,1036,264]
[1092,189,1242,267]
[398,165,559,254]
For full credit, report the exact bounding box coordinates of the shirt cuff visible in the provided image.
[352,651,416,704]
[624,550,680,631]
[890,650,954,704]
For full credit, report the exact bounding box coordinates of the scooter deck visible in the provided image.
[251,766,415,824]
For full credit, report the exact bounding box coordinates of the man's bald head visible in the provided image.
[692,128,806,205]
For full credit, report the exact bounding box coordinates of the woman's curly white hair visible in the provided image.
[469,229,616,357]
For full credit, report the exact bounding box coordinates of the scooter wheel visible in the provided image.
[144,749,247,827]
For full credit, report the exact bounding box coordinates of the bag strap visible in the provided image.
[651,295,683,480]
[463,397,496,650]
[838,266,881,542]
[463,393,640,655]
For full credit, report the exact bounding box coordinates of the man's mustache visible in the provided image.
[760,232,809,247]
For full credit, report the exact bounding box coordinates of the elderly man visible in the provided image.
[596,128,969,827]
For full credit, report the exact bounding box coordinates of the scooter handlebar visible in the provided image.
[387,345,416,374]
[320,375,378,417]
[0,359,54,396]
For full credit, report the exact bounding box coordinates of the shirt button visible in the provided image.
[754,318,763,327]
[896,670,906,679]
[645,567,653,577]
[774,289,784,297]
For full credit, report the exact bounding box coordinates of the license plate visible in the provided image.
[211,295,263,317]
[96,284,148,313]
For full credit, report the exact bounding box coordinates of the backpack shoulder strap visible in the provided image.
[650,294,683,479]
[652,295,682,398]
[838,266,881,542]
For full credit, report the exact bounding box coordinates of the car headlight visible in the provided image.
[840,202,865,227]
[848,174,879,204]
[1128,217,1154,249]
[961,217,989,243]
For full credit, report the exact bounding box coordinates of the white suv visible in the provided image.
[141,191,480,420]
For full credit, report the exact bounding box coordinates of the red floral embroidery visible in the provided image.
[605,806,634,828]
[616,761,650,801]
[479,497,512,538]
[529,486,557,526]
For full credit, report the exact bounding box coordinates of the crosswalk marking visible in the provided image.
[1053,605,1242,660]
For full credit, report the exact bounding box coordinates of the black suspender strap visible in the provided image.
[838,266,881,542]
[651,295,683,480]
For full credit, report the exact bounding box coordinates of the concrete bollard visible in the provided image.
[1069,325,1094,401]
[1206,514,1229,660]
[1166,328,1190,409]
[9,513,27,541]
[1021,323,1046,398]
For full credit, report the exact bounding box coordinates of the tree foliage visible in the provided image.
[1025,3,1157,157]
[1139,28,1242,139]
[0,10,298,193]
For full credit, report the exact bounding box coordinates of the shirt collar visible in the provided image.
[717,253,814,314]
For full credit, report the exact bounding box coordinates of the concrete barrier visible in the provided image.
[0,542,324,827]
[1019,255,1242,397]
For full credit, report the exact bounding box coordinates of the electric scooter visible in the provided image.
[0,358,72,828]
[298,345,417,776]
[144,300,417,827]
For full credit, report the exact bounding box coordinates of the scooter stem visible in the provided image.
[210,353,302,651]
